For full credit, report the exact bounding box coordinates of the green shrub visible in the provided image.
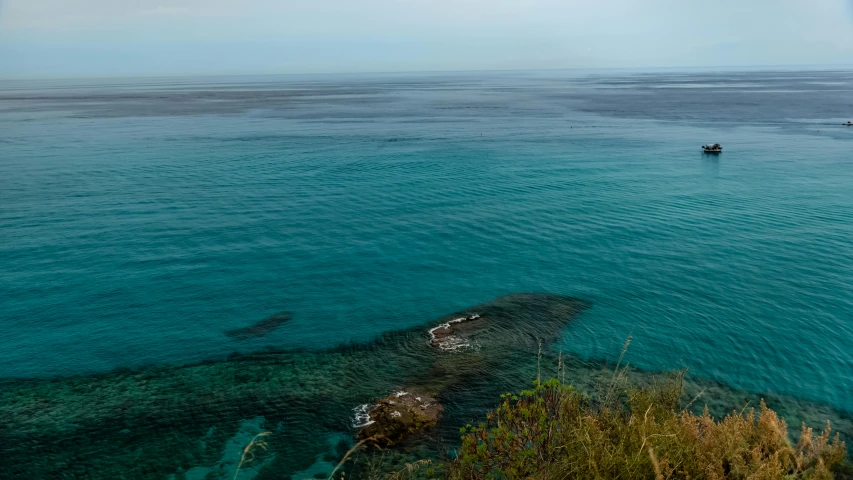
[447,375,847,480]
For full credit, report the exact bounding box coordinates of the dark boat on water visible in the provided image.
[702,143,723,153]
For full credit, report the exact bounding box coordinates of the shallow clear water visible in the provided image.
[1,69,852,411]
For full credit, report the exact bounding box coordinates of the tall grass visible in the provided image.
[446,372,849,480]
[233,431,271,479]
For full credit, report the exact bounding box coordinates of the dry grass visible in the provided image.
[328,436,379,480]
[233,431,271,480]
[447,369,848,480]
[386,460,434,480]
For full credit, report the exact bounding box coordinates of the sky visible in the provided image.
[1,0,852,78]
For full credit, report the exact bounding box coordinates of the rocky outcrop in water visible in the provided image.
[357,390,443,446]
[428,314,482,350]
[0,293,592,478]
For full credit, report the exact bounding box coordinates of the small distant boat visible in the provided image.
[702,143,723,153]
[844,121,853,126]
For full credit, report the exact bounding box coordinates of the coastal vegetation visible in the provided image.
[341,344,851,479]
[446,375,849,479]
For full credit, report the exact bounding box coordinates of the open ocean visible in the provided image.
[2,68,853,478]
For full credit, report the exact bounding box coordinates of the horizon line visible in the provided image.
[2,62,853,82]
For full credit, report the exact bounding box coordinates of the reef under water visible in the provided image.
[0,293,850,479]
[0,294,586,478]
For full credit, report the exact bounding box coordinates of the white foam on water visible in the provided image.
[352,403,374,428]
[428,314,480,351]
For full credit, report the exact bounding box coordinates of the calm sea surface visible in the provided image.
[2,69,853,412]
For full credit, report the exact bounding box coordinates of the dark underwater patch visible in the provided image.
[225,312,293,340]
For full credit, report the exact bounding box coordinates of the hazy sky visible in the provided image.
[1,0,852,77]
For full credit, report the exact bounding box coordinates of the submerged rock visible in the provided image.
[357,390,443,446]
[224,312,292,340]
[428,314,483,350]
[0,293,591,478]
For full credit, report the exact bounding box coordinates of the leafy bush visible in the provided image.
[448,375,848,479]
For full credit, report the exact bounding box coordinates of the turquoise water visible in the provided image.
[2,67,853,417]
